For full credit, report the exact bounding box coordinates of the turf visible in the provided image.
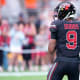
[0,76,68,80]
[0,76,46,80]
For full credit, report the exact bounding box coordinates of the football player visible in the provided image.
[47,2,79,80]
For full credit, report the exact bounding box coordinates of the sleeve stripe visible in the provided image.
[50,27,56,29]
[50,25,56,29]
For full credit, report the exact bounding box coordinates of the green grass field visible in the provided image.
[0,76,68,80]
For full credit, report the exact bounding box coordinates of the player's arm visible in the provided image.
[48,39,56,55]
[48,23,57,55]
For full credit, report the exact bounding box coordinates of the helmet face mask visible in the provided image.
[57,2,76,20]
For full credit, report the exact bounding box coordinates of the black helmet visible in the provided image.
[57,2,76,20]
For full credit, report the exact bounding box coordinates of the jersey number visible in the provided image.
[66,31,77,49]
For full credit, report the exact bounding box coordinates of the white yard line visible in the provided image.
[0,72,48,76]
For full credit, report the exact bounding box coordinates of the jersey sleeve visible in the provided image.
[50,22,57,39]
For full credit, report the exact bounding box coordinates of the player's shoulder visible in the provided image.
[51,20,61,25]
[50,20,64,28]
[49,20,61,32]
[72,20,80,24]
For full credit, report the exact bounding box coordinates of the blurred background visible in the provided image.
[0,0,80,80]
